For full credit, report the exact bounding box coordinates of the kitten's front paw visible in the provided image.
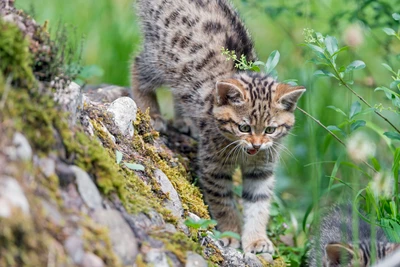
[219,237,240,249]
[242,236,274,254]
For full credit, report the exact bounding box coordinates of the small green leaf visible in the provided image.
[116,150,123,164]
[370,157,381,172]
[184,218,217,230]
[327,125,346,137]
[305,43,329,62]
[393,13,400,21]
[390,80,400,90]
[349,101,362,119]
[218,231,241,240]
[332,46,349,57]
[382,63,394,73]
[383,28,396,36]
[346,60,366,72]
[350,120,366,132]
[124,162,145,171]
[375,87,400,98]
[282,79,298,86]
[327,106,347,117]
[384,132,400,141]
[265,50,280,74]
[249,65,261,72]
[314,70,336,78]
[325,35,338,56]
[327,125,342,132]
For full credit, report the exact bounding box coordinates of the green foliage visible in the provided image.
[115,149,145,171]
[184,218,217,230]
[304,18,400,245]
[209,230,240,241]
[0,19,35,87]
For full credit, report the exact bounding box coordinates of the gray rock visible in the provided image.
[71,166,102,210]
[93,209,139,265]
[131,210,166,231]
[165,223,177,233]
[186,252,207,267]
[0,176,30,218]
[36,157,56,177]
[107,97,137,137]
[6,132,32,161]
[41,200,64,225]
[243,253,265,267]
[83,85,131,103]
[56,161,76,187]
[53,81,82,126]
[64,235,84,264]
[82,253,105,267]
[145,249,169,267]
[154,169,183,219]
[202,233,246,267]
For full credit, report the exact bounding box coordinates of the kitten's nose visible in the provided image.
[252,144,261,150]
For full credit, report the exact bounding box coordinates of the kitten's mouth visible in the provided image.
[246,149,259,156]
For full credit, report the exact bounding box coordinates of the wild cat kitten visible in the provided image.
[308,205,400,267]
[131,0,305,256]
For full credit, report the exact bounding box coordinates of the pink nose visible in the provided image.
[252,144,261,150]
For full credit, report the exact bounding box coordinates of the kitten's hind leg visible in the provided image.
[131,53,166,132]
[173,102,199,138]
[199,141,241,248]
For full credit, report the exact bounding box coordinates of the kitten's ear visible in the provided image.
[215,79,247,106]
[325,243,355,265]
[275,84,306,111]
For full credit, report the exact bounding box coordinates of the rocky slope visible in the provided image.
[0,1,285,266]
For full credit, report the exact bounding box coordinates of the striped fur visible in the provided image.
[131,0,305,255]
[308,205,400,267]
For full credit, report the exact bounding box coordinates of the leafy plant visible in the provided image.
[184,218,217,230]
[209,230,241,241]
[115,149,145,171]
[304,19,400,243]
[184,217,240,242]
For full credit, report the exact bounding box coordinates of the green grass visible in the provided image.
[17,0,400,265]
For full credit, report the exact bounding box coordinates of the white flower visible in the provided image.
[370,171,393,198]
[346,131,376,163]
[343,24,364,48]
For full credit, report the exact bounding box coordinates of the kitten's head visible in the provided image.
[213,72,305,156]
[322,242,400,267]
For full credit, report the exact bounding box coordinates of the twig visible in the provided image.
[297,106,378,173]
[333,70,400,134]
[297,106,346,146]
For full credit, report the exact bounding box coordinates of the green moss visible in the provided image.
[81,217,122,267]
[134,109,210,219]
[0,19,35,88]
[0,210,49,266]
[151,231,203,264]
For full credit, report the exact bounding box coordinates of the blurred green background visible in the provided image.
[17,0,400,262]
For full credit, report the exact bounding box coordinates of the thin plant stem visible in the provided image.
[297,106,378,173]
[330,60,400,134]
[297,106,346,146]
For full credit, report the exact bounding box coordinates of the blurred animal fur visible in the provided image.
[308,205,400,267]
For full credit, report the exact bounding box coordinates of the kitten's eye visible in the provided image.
[238,124,251,133]
[265,127,276,134]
